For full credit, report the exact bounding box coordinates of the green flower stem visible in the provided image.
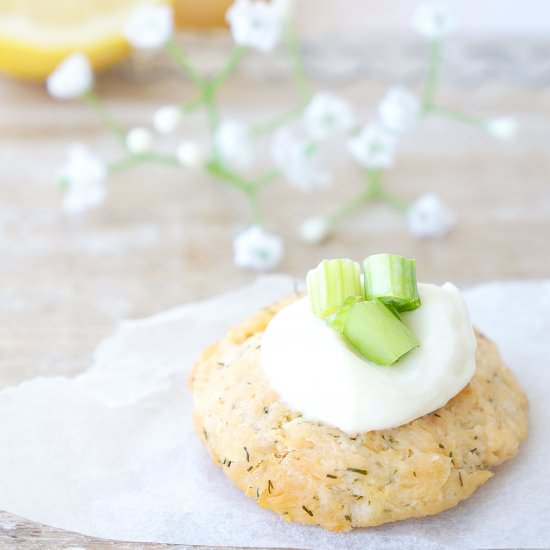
[108,152,179,173]
[181,95,204,113]
[421,39,442,112]
[200,84,221,161]
[210,46,246,89]
[251,101,307,137]
[429,105,486,127]
[249,19,314,137]
[205,161,277,223]
[378,190,408,213]
[247,189,262,225]
[165,38,205,87]
[365,169,383,196]
[256,168,280,187]
[324,169,408,230]
[326,189,374,227]
[285,20,312,103]
[82,91,126,144]
[205,160,255,194]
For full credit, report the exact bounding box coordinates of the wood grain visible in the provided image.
[0,28,549,550]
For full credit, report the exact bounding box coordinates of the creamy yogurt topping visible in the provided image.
[260,283,476,433]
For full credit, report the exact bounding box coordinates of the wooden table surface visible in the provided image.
[0,27,549,549]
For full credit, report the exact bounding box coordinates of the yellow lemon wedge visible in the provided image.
[0,0,169,81]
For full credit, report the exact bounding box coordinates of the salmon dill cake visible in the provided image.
[189,296,528,531]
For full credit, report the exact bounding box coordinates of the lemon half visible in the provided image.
[0,0,168,80]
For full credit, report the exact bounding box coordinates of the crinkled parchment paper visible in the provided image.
[0,276,548,549]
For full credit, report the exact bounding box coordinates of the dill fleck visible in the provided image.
[350,436,357,441]
[222,458,226,465]
[227,460,232,468]
[347,468,368,475]
[256,488,260,498]
[438,443,444,449]
[412,471,417,477]
[244,446,250,462]
[263,406,269,414]
[449,451,453,457]
[268,479,274,494]
[326,474,338,479]
[474,435,478,440]
[352,494,363,500]
[202,429,208,440]
[433,413,441,418]
[217,361,225,367]
[302,505,314,517]
[388,435,397,445]
[458,472,464,487]
[345,514,352,522]
[247,466,254,472]
[256,344,261,350]
[470,448,478,453]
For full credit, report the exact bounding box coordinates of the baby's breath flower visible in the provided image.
[153,105,182,134]
[214,120,255,170]
[408,192,455,239]
[413,2,455,40]
[304,92,355,141]
[176,140,202,167]
[272,128,331,191]
[485,117,517,141]
[226,0,282,52]
[47,53,93,99]
[348,123,398,169]
[300,216,330,244]
[60,144,107,215]
[126,127,153,154]
[124,4,173,49]
[378,87,421,133]
[233,225,284,271]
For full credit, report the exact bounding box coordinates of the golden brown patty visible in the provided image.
[190,297,528,531]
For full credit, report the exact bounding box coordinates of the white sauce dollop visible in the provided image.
[260,283,476,433]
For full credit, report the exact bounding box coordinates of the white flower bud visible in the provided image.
[153,105,182,134]
[485,117,517,141]
[300,217,330,244]
[126,127,153,154]
[124,4,173,49]
[233,225,284,272]
[47,53,93,99]
[176,141,202,167]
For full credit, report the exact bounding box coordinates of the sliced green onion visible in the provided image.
[307,259,364,318]
[363,254,421,312]
[326,296,363,333]
[341,300,419,366]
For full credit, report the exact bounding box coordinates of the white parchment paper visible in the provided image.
[1,276,549,549]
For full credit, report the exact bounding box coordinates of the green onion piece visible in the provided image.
[341,300,419,366]
[307,259,364,318]
[326,296,363,333]
[363,254,421,312]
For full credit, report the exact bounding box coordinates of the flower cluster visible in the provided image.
[48,0,517,272]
